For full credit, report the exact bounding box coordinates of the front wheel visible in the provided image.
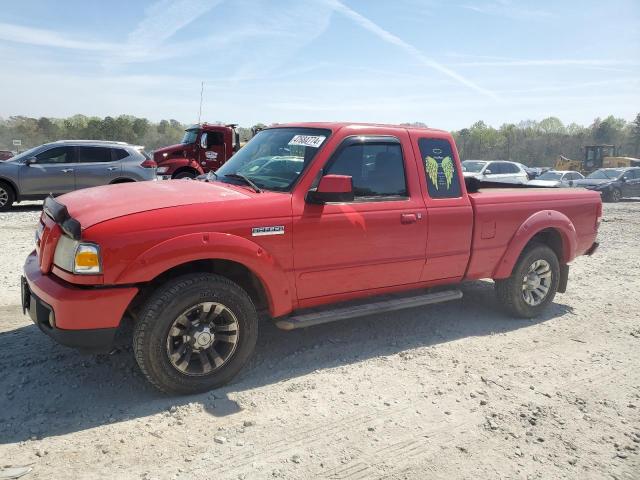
[606,188,621,203]
[133,273,258,394]
[495,244,560,318]
[173,171,197,180]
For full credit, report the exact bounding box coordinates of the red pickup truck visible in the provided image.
[22,123,601,394]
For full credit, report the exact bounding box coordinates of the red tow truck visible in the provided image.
[154,123,241,179]
[22,122,601,394]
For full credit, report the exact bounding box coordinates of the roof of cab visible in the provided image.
[267,122,448,135]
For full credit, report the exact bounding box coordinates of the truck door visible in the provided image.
[292,134,428,300]
[19,146,76,195]
[409,134,473,282]
[199,131,225,172]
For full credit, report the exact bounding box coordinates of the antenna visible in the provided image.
[198,81,204,124]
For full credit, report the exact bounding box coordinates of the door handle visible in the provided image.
[401,213,418,224]
[107,167,118,171]
[61,169,74,173]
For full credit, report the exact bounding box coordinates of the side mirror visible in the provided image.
[306,174,354,204]
[200,133,207,149]
[484,169,492,175]
[25,157,37,165]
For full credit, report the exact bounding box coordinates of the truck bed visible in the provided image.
[465,187,600,279]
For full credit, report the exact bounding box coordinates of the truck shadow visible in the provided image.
[0,281,573,444]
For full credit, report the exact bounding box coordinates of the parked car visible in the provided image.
[572,167,640,202]
[528,170,584,187]
[0,150,13,161]
[22,122,601,394]
[0,140,157,210]
[462,160,529,184]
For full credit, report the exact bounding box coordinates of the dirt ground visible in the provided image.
[0,200,638,480]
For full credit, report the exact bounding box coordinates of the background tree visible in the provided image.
[1,113,638,165]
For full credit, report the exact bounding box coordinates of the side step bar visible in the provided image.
[275,289,463,331]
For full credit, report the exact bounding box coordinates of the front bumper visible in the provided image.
[22,252,138,353]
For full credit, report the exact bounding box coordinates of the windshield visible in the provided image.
[6,146,41,163]
[587,169,623,180]
[537,172,563,180]
[462,160,486,173]
[215,127,330,191]
[181,129,199,145]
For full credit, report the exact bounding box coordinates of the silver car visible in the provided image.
[0,140,156,210]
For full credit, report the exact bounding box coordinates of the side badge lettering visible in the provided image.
[252,226,285,237]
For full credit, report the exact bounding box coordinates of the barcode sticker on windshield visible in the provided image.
[288,135,326,148]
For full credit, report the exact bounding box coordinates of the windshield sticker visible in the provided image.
[288,135,326,148]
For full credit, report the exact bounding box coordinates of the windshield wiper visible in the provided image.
[224,173,262,193]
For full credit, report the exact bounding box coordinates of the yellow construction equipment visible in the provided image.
[556,145,640,173]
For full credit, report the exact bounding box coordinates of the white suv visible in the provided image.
[462,160,529,184]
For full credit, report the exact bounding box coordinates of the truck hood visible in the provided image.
[154,143,194,161]
[58,180,250,229]
[154,143,193,155]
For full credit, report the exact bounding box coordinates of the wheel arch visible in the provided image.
[493,210,577,279]
[118,232,293,318]
[172,166,202,178]
[0,176,19,200]
[110,177,136,184]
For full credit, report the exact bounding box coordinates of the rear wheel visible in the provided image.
[133,273,258,394]
[0,181,15,211]
[495,244,560,318]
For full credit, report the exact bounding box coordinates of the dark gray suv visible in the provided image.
[0,140,157,210]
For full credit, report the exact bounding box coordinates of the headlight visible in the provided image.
[54,236,102,274]
[162,152,169,158]
[157,166,169,174]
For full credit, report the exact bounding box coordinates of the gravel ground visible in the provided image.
[0,200,639,480]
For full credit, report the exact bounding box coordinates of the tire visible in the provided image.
[133,273,258,394]
[173,171,197,180]
[606,188,621,203]
[495,244,560,318]
[0,181,15,211]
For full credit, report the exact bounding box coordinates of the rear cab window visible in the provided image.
[417,138,462,199]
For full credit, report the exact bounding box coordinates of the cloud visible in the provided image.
[450,59,640,67]
[461,1,550,19]
[125,0,223,58]
[323,0,498,99]
[0,22,118,51]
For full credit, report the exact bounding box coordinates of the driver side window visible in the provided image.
[36,147,74,164]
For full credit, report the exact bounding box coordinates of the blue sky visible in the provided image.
[0,0,638,129]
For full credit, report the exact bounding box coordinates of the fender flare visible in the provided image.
[492,210,578,279]
[115,232,292,316]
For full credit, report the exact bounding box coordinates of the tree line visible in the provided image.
[2,113,639,167]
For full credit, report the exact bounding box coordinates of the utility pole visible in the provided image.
[198,81,204,124]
